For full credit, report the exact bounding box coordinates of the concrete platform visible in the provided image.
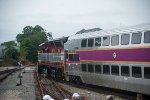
[0,67,36,100]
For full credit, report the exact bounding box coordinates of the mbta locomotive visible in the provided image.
[38,37,68,79]
[38,23,150,95]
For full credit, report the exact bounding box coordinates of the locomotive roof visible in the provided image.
[39,36,68,49]
[68,23,150,40]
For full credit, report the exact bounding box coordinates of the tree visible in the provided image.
[47,32,53,41]
[1,41,20,65]
[33,25,44,33]
[1,40,19,61]
[1,41,17,47]
[22,26,33,34]
[4,47,20,61]
[16,25,49,63]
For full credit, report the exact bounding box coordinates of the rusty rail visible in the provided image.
[34,71,44,99]
[35,71,65,100]
[50,78,70,99]
[41,83,62,100]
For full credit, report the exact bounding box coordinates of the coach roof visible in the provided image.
[68,23,150,40]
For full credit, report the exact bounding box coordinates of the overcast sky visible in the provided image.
[0,0,150,44]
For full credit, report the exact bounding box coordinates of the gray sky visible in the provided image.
[0,0,150,44]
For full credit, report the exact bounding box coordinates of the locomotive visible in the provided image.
[38,37,68,79]
[38,23,150,95]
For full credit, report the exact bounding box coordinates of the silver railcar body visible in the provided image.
[64,23,150,95]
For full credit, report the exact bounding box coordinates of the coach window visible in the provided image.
[88,64,94,72]
[74,54,80,61]
[103,65,110,75]
[132,66,141,78]
[81,39,87,47]
[88,38,94,47]
[69,54,73,61]
[111,65,119,75]
[111,35,119,46]
[102,36,110,46]
[144,67,150,79]
[95,37,101,47]
[144,31,150,43]
[121,34,130,45]
[81,64,87,72]
[131,32,142,44]
[121,66,129,76]
[95,65,101,73]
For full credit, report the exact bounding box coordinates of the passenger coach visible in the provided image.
[64,23,150,95]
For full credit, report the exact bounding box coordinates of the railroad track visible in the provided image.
[35,72,87,100]
[35,71,74,100]
[0,68,19,82]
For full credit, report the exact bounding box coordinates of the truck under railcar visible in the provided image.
[38,37,68,79]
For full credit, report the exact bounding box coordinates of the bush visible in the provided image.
[0,59,18,67]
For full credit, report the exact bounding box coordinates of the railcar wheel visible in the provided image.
[38,65,43,74]
[47,67,51,77]
[55,68,62,80]
[75,76,83,85]
[69,75,83,85]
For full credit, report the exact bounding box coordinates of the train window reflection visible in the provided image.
[144,31,150,43]
[88,64,94,72]
[95,65,101,73]
[111,35,119,46]
[102,36,110,46]
[121,34,130,45]
[111,65,119,75]
[81,64,87,72]
[95,37,101,47]
[132,66,141,78]
[121,66,129,76]
[81,39,87,47]
[88,38,94,47]
[144,67,150,79]
[131,32,142,44]
[103,65,110,74]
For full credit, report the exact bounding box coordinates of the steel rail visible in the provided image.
[0,68,20,82]
[34,71,44,99]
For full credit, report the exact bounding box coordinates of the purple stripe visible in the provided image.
[77,48,150,62]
